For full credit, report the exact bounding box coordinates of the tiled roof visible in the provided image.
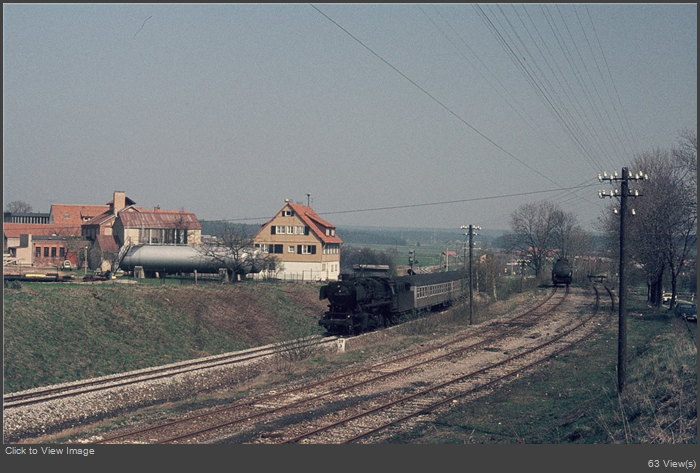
[118,209,202,230]
[50,204,110,227]
[3,222,82,238]
[95,234,121,253]
[83,210,119,227]
[287,203,343,244]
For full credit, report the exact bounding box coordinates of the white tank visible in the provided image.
[119,244,264,275]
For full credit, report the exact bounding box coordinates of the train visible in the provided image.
[551,258,573,287]
[318,270,468,335]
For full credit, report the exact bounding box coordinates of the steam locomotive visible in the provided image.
[319,270,468,335]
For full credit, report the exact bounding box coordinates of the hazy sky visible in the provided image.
[3,3,697,231]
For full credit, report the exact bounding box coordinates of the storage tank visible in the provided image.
[551,258,573,287]
[119,244,264,275]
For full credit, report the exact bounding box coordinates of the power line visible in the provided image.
[309,3,564,188]
[419,5,579,169]
[212,184,598,223]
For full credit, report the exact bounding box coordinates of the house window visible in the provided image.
[282,210,294,217]
[276,226,286,234]
[295,226,305,234]
[298,245,316,255]
[258,243,283,254]
[36,247,41,258]
[60,248,65,257]
[287,226,293,234]
[51,247,57,257]
[44,247,49,257]
[288,245,295,253]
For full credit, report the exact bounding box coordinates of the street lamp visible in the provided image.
[84,246,89,275]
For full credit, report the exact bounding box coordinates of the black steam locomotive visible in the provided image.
[551,258,573,287]
[319,270,468,335]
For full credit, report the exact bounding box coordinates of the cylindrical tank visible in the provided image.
[119,245,264,275]
[552,258,573,285]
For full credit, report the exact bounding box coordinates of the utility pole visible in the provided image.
[599,168,647,393]
[461,224,480,325]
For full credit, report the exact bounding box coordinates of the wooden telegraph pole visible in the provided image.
[461,224,480,325]
[598,168,647,393]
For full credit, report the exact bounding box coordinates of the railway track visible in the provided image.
[285,284,615,444]
[3,335,336,409]
[89,285,598,444]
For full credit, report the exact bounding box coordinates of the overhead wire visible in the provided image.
[420,5,581,168]
[481,3,613,173]
[300,5,629,230]
[584,5,639,163]
[213,183,599,224]
[309,3,565,189]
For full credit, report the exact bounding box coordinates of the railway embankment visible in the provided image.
[3,280,328,394]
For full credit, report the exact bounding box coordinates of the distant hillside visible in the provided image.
[199,221,261,238]
[198,221,507,247]
[337,225,506,247]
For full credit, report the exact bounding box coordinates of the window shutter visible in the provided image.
[311,245,316,255]
[271,226,276,235]
[304,226,310,235]
[297,245,302,254]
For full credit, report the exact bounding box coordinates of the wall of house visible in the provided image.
[31,241,74,267]
[119,227,201,246]
[252,260,340,282]
[253,212,341,281]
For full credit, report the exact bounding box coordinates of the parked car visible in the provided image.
[662,292,672,304]
[60,260,72,270]
[674,302,697,322]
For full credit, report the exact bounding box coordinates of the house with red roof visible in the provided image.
[3,190,201,272]
[115,208,201,247]
[253,200,342,281]
[3,222,89,269]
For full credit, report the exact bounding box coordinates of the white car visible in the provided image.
[662,292,672,304]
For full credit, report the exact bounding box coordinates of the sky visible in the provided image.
[3,3,697,231]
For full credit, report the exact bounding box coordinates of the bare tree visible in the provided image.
[198,223,260,282]
[508,201,564,278]
[602,135,697,307]
[5,201,33,213]
[474,249,504,301]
